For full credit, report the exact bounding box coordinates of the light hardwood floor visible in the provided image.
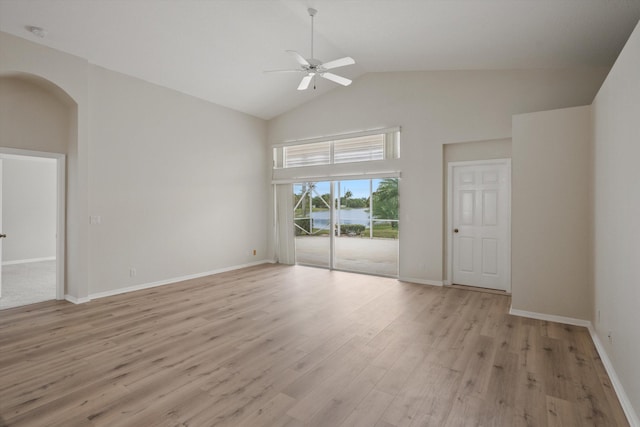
[0,264,628,426]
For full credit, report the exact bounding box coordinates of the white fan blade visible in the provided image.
[298,74,313,90]
[287,50,310,67]
[263,69,306,73]
[321,56,355,70]
[320,72,352,86]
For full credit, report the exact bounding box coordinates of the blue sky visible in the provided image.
[296,179,383,199]
[338,179,382,198]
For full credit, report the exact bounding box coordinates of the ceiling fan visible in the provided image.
[264,8,355,91]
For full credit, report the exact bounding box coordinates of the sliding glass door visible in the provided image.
[293,182,331,268]
[293,178,398,277]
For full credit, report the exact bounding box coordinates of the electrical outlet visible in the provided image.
[130,268,137,277]
[89,215,101,225]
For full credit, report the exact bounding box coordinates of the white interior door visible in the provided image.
[0,159,3,298]
[451,160,510,291]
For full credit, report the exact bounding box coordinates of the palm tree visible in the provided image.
[372,178,399,226]
[341,189,352,207]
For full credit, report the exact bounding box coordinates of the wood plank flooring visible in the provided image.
[0,264,629,426]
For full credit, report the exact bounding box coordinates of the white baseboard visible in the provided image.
[508,307,591,328]
[65,294,90,304]
[510,307,639,427]
[2,256,56,266]
[89,259,271,301]
[398,276,443,286]
[588,325,640,427]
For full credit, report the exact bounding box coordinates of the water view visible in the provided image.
[307,208,371,229]
[294,178,399,238]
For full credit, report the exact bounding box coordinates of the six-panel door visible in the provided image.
[452,162,510,291]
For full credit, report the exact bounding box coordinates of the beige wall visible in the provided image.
[0,76,71,154]
[0,31,269,299]
[442,138,512,281]
[268,69,608,284]
[592,21,640,421]
[512,106,592,320]
[443,139,512,164]
[88,65,268,295]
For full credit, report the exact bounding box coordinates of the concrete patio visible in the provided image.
[295,235,398,276]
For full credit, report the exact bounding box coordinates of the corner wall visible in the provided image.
[592,21,640,423]
[511,106,592,321]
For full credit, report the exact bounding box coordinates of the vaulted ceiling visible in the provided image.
[1,0,639,119]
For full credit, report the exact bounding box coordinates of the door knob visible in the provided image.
[453,229,459,233]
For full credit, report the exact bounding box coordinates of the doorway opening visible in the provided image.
[293,178,399,277]
[0,148,65,310]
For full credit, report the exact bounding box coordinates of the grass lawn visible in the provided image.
[364,223,398,239]
[295,222,398,239]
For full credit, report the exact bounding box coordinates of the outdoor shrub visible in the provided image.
[295,219,311,236]
[340,224,365,235]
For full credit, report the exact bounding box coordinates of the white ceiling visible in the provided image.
[1,0,639,120]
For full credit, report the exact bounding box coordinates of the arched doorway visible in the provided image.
[0,74,72,308]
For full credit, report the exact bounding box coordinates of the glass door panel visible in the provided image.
[293,181,331,268]
[334,178,398,276]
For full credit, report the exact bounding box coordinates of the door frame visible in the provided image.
[0,147,66,300]
[290,176,400,278]
[447,159,511,292]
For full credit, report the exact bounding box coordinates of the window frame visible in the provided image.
[273,127,400,170]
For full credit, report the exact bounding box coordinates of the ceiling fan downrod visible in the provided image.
[309,8,317,60]
[309,8,317,89]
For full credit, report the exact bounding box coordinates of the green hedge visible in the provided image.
[340,224,365,235]
[294,219,311,236]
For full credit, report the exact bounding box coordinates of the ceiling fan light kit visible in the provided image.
[265,7,355,91]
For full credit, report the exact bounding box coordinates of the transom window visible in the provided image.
[284,141,331,168]
[274,129,399,169]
